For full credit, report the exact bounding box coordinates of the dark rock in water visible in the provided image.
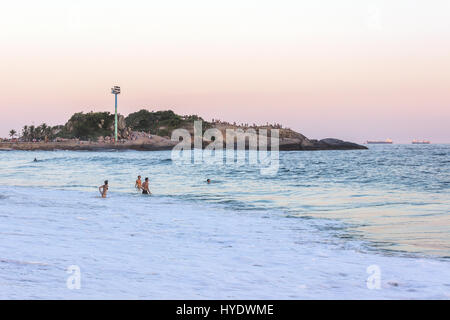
[319,138,347,145]
[278,138,367,151]
[312,138,367,150]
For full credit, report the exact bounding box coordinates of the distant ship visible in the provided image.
[412,140,431,144]
[366,139,393,144]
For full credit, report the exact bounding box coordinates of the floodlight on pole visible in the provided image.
[111,86,120,143]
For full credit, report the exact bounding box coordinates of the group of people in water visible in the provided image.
[98,175,151,198]
[135,175,151,195]
[98,177,211,198]
[33,158,151,198]
[33,157,208,199]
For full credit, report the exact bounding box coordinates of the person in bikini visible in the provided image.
[99,180,109,198]
[142,177,151,195]
[135,175,142,191]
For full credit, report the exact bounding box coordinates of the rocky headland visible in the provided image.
[1,109,367,151]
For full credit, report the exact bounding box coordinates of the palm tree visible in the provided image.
[29,125,35,140]
[34,125,42,140]
[39,123,51,141]
[22,125,29,141]
[9,129,16,139]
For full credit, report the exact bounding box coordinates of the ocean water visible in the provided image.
[0,144,449,299]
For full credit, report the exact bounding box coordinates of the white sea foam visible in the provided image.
[0,185,449,299]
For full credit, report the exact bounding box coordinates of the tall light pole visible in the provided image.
[111,86,120,143]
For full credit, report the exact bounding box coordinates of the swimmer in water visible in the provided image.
[135,175,142,191]
[142,177,151,195]
[206,179,211,184]
[33,158,38,162]
[99,180,109,198]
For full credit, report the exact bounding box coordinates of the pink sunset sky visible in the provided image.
[1,0,449,143]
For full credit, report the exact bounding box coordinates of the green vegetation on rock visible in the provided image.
[60,112,116,140]
[125,109,208,136]
[18,109,210,141]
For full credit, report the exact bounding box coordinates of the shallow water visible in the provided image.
[0,145,449,298]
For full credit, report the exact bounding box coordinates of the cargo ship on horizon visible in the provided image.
[412,139,431,144]
[366,139,393,144]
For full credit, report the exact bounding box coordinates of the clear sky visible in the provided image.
[1,0,449,143]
